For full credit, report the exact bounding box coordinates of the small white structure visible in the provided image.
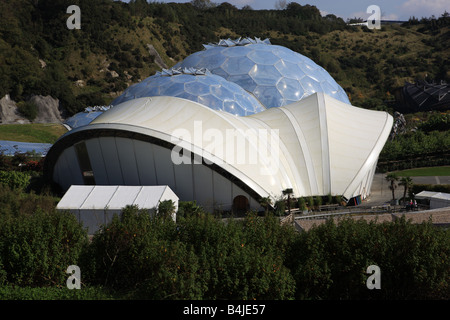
[415,191,450,209]
[56,185,179,234]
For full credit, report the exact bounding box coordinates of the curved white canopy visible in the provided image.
[87,92,392,201]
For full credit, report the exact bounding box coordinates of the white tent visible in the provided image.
[416,191,450,209]
[56,185,178,234]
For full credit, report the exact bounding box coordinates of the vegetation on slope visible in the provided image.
[0,0,448,116]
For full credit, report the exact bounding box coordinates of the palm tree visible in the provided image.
[157,200,176,219]
[399,176,413,204]
[282,188,294,215]
[259,196,272,215]
[385,173,399,204]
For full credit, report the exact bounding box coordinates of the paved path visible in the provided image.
[365,174,450,207]
[410,176,450,185]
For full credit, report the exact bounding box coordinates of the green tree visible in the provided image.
[17,101,38,121]
[385,173,399,203]
[190,0,216,10]
[0,171,30,190]
[157,199,176,219]
[259,196,273,215]
[297,197,307,212]
[282,188,294,215]
[399,176,413,204]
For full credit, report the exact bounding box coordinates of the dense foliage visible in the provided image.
[378,112,450,171]
[0,209,88,287]
[1,188,449,300]
[0,0,448,115]
[82,205,296,299]
[286,218,450,299]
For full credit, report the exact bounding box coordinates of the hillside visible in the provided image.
[0,0,449,117]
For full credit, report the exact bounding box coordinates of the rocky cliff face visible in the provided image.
[0,95,66,124]
[0,95,25,124]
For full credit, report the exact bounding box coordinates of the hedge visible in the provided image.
[1,204,449,300]
[411,183,450,195]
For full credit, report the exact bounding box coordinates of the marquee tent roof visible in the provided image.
[56,185,178,211]
[56,185,179,234]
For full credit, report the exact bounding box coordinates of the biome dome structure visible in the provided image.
[110,67,265,116]
[44,38,392,213]
[175,37,350,108]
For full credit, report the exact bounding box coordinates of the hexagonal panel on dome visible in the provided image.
[175,38,350,108]
[110,68,265,116]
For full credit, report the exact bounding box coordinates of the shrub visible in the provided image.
[81,205,198,299]
[176,212,296,299]
[411,183,450,195]
[177,201,202,218]
[0,209,88,287]
[0,170,30,190]
[297,197,307,211]
[0,184,58,217]
[286,217,450,299]
[83,208,296,299]
[17,101,38,121]
[157,199,176,219]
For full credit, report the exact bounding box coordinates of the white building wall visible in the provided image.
[53,137,260,213]
[49,94,393,209]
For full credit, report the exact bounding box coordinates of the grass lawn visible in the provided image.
[394,166,450,177]
[0,123,67,144]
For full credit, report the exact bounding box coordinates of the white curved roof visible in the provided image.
[91,93,392,200]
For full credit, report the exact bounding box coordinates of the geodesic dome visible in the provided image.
[110,67,265,116]
[175,37,350,108]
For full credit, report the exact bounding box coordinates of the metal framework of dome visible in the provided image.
[158,67,210,76]
[203,37,271,49]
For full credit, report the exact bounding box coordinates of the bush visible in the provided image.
[83,208,296,299]
[157,199,176,219]
[0,184,58,217]
[0,170,30,190]
[0,209,88,287]
[176,212,296,299]
[286,217,450,299]
[411,183,450,195]
[17,101,38,121]
[2,193,448,300]
[82,205,201,299]
[297,197,307,211]
[177,201,202,218]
